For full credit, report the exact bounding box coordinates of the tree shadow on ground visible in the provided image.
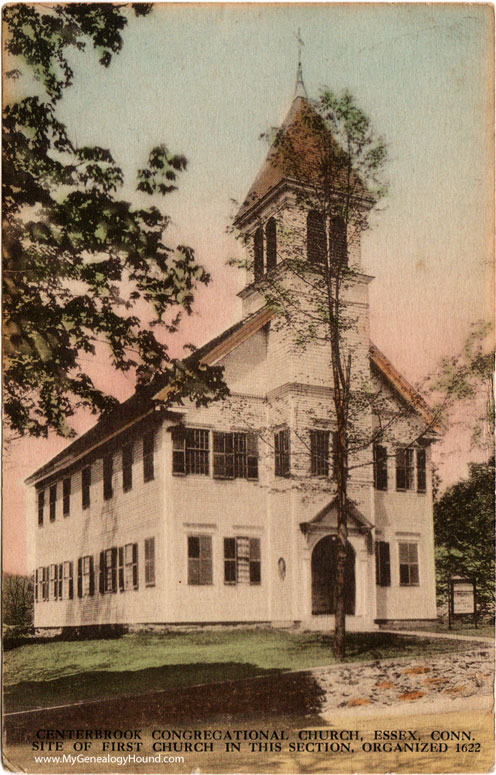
[5,661,280,712]
[5,664,326,743]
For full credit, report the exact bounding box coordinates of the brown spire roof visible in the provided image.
[234,96,320,223]
[235,95,367,225]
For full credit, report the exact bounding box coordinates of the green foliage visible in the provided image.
[3,4,226,438]
[433,321,494,452]
[434,459,495,616]
[3,573,33,626]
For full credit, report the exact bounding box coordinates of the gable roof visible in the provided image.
[369,343,441,432]
[300,496,374,535]
[26,307,273,485]
[26,306,438,485]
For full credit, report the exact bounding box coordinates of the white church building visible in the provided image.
[27,84,439,633]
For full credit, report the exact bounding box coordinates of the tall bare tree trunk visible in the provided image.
[328,270,350,660]
[333,410,348,659]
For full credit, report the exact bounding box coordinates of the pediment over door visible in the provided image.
[300,496,373,539]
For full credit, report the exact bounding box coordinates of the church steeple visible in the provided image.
[294,29,308,99]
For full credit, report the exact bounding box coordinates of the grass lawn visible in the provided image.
[4,627,485,713]
[391,621,495,639]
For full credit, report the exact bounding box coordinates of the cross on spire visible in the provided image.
[294,28,308,98]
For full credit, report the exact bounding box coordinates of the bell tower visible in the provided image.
[233,63,366,319]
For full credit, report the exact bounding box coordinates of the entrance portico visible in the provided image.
[299,498,377,631]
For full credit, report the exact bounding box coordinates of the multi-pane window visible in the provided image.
[78,555,94,597]
[187,535,212,585]
[82,465,91,510]
[396,448,414,491]
[57,563,63,599]
[143,430,154,482]
[416,448,427,492]
[253,226,264,280]
[100,548,118,593]
[399,543,420,586]
[213,431,258,480]
[373,444,388,490]
[40,567,49,601]
[375,541,391,586]
[49,484,57,521]
[50,563,58,599]
[265,218,277,272]
[310,430,330,476]
[144,537,155,586]
[63,561,73,599]
[224,537,261,585]
[213,431,234,479]
[103,455,113,500]
[63,477,71,517]
[188,429,210,475]
[122,443,133,492]
[224,538,237,584]
[274,428,290,477]
[118,543,138,591]
[307,210,326,264]
[172,428,209,475]
[38,490,45,527]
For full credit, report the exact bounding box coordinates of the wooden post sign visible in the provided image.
[449,575,477,628]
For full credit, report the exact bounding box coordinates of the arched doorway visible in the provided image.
[311,536,355,615]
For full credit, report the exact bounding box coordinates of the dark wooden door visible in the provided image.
[311,536,355,615]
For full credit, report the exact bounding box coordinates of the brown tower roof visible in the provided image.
[235,95,367,225]
[234,96,321,223]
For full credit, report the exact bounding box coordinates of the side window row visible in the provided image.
[275,427,336,478]
[35,537,155,602]
[187,535,261,586]
[172,428,258,480]
[37,430,155,526]
[172,426,336,480]
[375,540,420,587]
[373,444,426,493]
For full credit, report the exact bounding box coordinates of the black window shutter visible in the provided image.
[77,558,83,598]
[133,543,139,589]
[69,561,74,599]
[111,547,118,593]
[381,542,391,586]
[99,552,105,594]
[88,556,94,596]
[377,541,391,587]
[118,547,124,591]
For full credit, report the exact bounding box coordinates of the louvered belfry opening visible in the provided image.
[330,215,348,267]
[265,217,277,272]
[307,210,326,264]
[253,226,264,279]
